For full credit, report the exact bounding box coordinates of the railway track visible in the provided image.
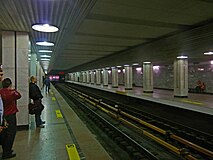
[55,82,213,160]
[56,83,159,160]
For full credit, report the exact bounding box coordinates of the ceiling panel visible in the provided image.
[0,0,213,72]
[68,35,146,46]
[78,19,177,38]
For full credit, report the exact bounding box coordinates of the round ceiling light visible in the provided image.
[36,41,54,46]
[40,55,51,58]
[143,62,151,64]
[41,58,50,61]
[39,50,52,53]
[177,56,188,59]
[204,52,213,55]
[32,24,59,32]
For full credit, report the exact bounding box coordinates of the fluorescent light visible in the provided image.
[39,50,52,53]
[204,52,213,55]
[32,24,59,32]
[40,55,51,58]
[117,66,122,68]
[211,60,213,64]
[177,56,188,59]
[36,41,54,46]
[28,58,31,61]
[124,64,129,67]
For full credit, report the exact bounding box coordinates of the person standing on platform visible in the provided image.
[44,76,50,94]
[0,68,4,132]
[0,78,21,159]
[29,76,45,128]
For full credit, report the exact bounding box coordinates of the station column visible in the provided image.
[1,31,29,127]
[91,70,95,84]
[30,52,37,77]
[82,71,86,83]
[112,67,118,88]
[143,62,153,93]
[174,58,188,97]
[86,71,90,83]
[96,69,101,85]
[79,72,83,82]
[102,69,108,86]
[71,73,74,81]
[124,65,133,89]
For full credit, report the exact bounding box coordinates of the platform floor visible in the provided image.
[0,85,111,160]
[67,81,213,116]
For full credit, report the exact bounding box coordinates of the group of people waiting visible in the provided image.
[0,68,46,159]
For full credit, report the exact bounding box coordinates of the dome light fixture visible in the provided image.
[177,55,188,59]
[36,41,54,46]
[39,50,52,53]
[32,24,59,32]
[204,51,213,55]
[143,61,151,64]
[41,58,50,61]
[40,55,51,58]
[132,63,139,66]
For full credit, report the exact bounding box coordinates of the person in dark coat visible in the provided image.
[44,76,50,93]
[29,76,45,128]
[0,78,21,159]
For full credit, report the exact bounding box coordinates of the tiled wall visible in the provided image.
[133,63,213,93]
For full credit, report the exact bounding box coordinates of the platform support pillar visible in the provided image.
[82,71,86,83]
[86,71,90,83]
[143,62,153,93]
[102,69,108,86]
[30,52,37,77]
[112,68,118,88]
[174,58,188,97]
[76,72,80,82]
[1,31,29,126]
[70,73,74,81]
[124,66,133,89]
[73,73,76,81]
[96,69,101,85]
[91,70,95,84]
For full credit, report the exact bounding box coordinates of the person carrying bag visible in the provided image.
[29,76,45,128]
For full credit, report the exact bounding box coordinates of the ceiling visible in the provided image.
[0,0,213,73]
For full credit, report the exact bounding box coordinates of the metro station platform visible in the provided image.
[67,81,213,116]
[0,85,111,160]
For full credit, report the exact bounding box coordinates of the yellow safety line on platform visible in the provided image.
[55,110,63,118]
[52,97,56,101]
[182,99,203,105]
[66,144,80,160]
[116,90,127,95]
[142,93,150,96]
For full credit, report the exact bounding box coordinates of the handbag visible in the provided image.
[28,103,38,115]
[28,100,44,115]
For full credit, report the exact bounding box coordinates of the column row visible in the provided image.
[67,58,188,97]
